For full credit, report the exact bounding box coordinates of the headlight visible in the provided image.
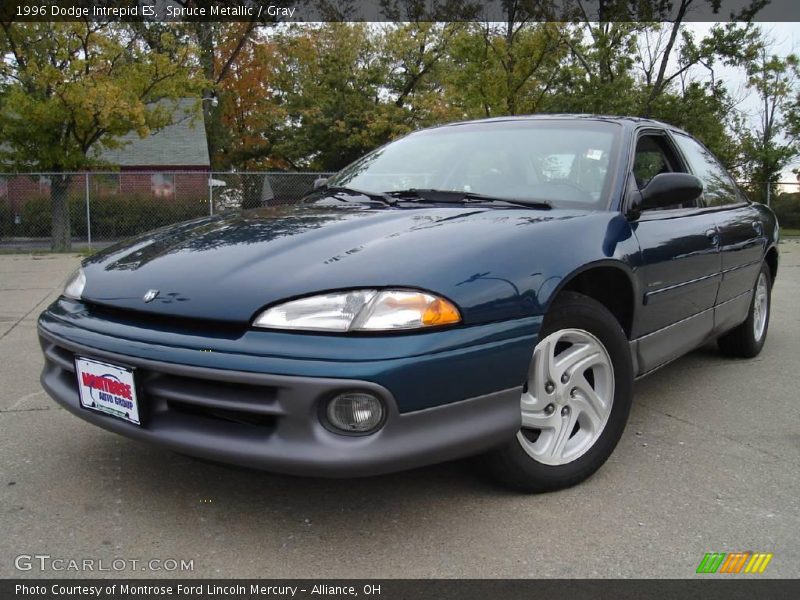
[253,289,461,332]
[63,268,86,300]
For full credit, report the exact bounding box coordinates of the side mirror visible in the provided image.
[636,173,703,212]
[313,177,328,190]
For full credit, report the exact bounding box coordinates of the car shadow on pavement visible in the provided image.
[82,434,525,513]
[76,442,533,541]
[632,339,749,398]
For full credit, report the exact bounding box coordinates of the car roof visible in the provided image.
[424,114,690,136]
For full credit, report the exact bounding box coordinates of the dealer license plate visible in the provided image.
[75,357,141,425]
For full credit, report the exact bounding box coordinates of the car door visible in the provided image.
[627,129,722,373]
[670,132,767,333]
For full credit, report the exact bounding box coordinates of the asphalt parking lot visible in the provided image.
[1,244,798,579]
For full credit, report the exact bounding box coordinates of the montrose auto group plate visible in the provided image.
[74,357,141,425]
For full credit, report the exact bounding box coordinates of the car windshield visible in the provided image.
[327,119,622,210]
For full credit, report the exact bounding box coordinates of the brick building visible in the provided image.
[1,98,211,213]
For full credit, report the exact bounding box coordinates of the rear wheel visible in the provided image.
[717,262,771,358]
[481,292,633,492]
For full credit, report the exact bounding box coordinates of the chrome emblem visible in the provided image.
[143,289,160,303]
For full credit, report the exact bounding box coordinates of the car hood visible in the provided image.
[80,202,610,325]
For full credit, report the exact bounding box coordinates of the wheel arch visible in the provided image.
[765,245,778,285]
[544,261,638,340]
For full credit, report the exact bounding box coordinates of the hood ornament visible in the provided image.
[143,289,160,303]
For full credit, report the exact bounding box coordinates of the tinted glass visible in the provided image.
[634,134,698,210]
[328,120,622,210]
[633,135,683,188]
[672,133,742,207]
[633,148,669,187]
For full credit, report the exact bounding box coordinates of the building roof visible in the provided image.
[99,98,210,168]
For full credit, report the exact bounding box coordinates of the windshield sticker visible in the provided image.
[586,149,604,161]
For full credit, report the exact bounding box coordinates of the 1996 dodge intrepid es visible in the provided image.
[39,115,779,491]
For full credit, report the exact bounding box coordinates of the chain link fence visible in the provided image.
[0,171,334,250]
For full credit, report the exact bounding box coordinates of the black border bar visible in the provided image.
[3,0,800,23]
[4,579,800,600]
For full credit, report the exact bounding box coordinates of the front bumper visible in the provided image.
[38,300,540,477]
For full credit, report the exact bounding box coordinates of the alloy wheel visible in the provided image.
[517,328,615,466]
[752,272,769,342]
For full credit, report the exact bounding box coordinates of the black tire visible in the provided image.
[717,262,772,358]
[480,292,633,493]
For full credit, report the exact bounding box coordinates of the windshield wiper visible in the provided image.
[322,185,397,206]
[383,188,551,209]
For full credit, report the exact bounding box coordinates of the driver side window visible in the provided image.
[633,134,693,209]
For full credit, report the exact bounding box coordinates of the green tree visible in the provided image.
[445,22,568,117]
[264,23,394,170]
[635,13,761,117]
[648,80,742,169]
[0,21,201,250]
[216,21,464,172]
[740,44,800,204]
[558,0,646,115]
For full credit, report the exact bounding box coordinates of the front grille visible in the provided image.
[41,338,282,433]
[167,400,277,428]
[83,301,246,338]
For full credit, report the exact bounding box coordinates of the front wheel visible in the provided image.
[481,292,633,493]
[717,262,772,358]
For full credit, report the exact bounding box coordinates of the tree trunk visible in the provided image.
[50,174,72,252]
[195,23,223,168]
[194,22,240,170]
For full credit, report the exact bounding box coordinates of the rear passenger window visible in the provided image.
[672,133,742,207]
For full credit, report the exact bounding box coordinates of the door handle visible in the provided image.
[705,229,720,246]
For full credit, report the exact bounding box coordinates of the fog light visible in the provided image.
[325,392,385,434]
